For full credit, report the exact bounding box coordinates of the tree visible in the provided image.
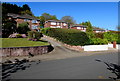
[38,13,58,28]
[61,16,76,28]
[86,21,93,32]
[41,13,58,21]
[22,4,31,11]
[61,16,76,24]
[17,22,30,34]
[80,21,93,32]
[39,16,45,28]
[20,10,33,16]
[2,19,17,37]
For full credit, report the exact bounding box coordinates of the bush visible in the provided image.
[41,27,51,35]
[87,38,108,45]
[95,33,104,39]
[2,20,17,37]
[16,34,22,38]
[86,32,95,39]
[42,28,89,46]
[104,31,118,42]
[28,31,43,41]
[9,33,27,38]
[17,22,30,34]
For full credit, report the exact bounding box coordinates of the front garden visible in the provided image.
[1,38,49,48]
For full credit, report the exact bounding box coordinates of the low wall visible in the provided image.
[108,44,120,49]
[83,45,108,51]
[0,45,54,57]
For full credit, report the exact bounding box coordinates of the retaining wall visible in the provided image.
[0,45,53,57]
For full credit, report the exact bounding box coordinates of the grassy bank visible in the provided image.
[1,38,50,48]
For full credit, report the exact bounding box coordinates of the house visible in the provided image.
[7,13,40,31]
[93,27,106,33]
[70,24,87,32]
[44,20,68,28]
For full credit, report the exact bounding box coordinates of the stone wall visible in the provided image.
[0,45,53,57]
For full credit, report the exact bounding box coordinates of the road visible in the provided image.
[9,36,118,79]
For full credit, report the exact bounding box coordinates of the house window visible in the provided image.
[77,27,81,29]
[63,23,66,26]
[51,22,56,25]
[24,19,30,22]
[24,19,27,22]
[57,26,60,28]
[32,20,38,23]
[57,23,60,25]
[32,25,38,29]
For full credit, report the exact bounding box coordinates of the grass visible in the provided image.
[1,38,50,48]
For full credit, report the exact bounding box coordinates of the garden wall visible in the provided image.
[0,45,53,57]
[108,44,120,49]
[83,45,108,51]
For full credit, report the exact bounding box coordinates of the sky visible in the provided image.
[6,2,118,31]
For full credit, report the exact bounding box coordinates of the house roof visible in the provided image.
[71,24,87,28]
[93,27,105,31]
[45,20,67,23]
[7,13,40,20]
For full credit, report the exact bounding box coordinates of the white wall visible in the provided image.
[108,44,120,50]
[83,45,108,51]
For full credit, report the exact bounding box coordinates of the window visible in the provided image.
[24,19,27,22]
[32,20,38,23]
[63,23,67,26]
[51,22,56,25]
[24,19,30,22]
[57,23,60,25]
[77,27,81,29]
[32,25,38,29]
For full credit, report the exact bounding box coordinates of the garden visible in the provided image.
[1,38,49,48]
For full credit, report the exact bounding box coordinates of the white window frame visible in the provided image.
[51,22,56,25]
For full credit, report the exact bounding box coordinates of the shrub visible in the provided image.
[42,28,89,46]
[41,27,51,35]
[16,34,22,38]
[88,38,108,45]
[28,31,43,41]
[103,31,118,42]
[86,32,95,39]
[17,22,30,34]
[95,33,104,39]
[2,20,17,37]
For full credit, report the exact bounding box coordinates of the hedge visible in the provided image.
[41,28,89,46]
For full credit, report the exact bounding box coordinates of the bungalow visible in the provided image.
[93,27,106,33]
[44,20,68,28]
[7,13,40,31]
[70,24,87,32]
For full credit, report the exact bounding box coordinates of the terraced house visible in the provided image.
[44,20,68,28]
[7,13,40,31]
